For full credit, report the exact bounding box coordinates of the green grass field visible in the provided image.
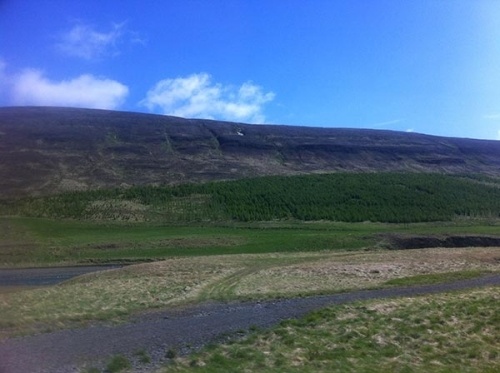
[2,172,499,266]
[2,216,500,266]
[1,172,500,371]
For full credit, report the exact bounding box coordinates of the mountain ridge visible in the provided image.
[1,106,500,198]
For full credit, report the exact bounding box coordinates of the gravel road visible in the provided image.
[1,274,499,373]
[0,265,122,287]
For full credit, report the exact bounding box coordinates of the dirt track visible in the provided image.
[1,273,499,373]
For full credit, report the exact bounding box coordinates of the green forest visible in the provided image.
[4,173,500,223]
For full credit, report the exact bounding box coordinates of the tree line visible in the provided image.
[5,173,500,223]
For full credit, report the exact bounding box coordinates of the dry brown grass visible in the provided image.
[233,247,500,297]
[1,247,499,338]
[0,257,240,338]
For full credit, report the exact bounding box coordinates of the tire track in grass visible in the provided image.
[196,255,327,302]
[197,266,270,302]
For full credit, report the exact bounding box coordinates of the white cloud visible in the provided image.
[10,69,128,109]
[140,73,275,123]
[56,22,125,60]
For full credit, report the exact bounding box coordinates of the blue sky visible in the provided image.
[1,0,500,140]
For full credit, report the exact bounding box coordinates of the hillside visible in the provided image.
[11,173,500,223]
[1,106,500,198]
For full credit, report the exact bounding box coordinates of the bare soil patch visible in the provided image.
[381,233,500,250]
[73,236,245,251]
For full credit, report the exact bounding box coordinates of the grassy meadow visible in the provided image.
[1,245,499,339]
[1,172,499,370]
[164,286,500,373]
[1,216,500,267]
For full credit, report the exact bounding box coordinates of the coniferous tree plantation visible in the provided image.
[5,173,500,223]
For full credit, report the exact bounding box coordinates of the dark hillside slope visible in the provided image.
[1,106,500,198]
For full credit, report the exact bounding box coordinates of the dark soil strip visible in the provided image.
[1,274,499,373]
[381,234,500,250]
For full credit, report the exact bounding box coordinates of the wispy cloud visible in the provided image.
[0,58,8,102]
[0,58,5,77]
[140,73,275,123]
[56,22,127,60]
[483,113,500,120]
[482,115,500,140]
[10,69,128,109]
[369,119,403,128]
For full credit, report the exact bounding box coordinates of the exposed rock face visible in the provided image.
[1,106,500,198]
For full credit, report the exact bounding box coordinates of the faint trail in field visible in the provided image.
[197,267,253,301]
[198,264,276,301]
[0,274,499,373]
[198,255,330,301]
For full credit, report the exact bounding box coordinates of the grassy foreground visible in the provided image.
[164,286,500,373]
